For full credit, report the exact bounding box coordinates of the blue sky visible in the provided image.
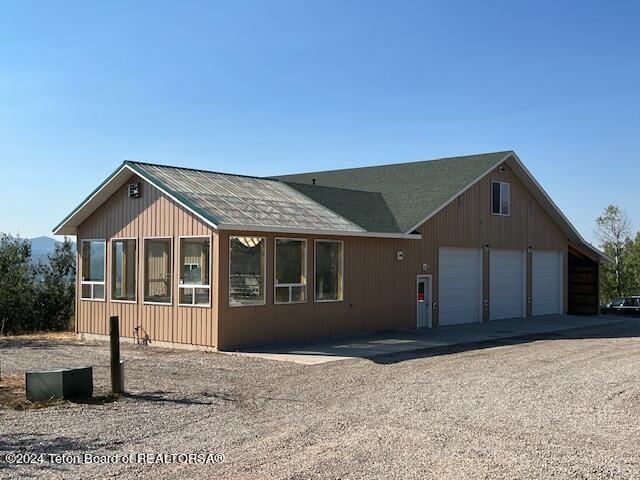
[1,1,638,243]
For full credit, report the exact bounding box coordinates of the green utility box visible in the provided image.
[25,366,93,401]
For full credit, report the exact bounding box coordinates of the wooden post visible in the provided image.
[109,315,123,395]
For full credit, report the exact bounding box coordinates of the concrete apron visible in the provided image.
[224,315,620,365]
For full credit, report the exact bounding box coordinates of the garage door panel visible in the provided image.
[533,250,563,316]
[439,247,482,326]
[489,249,524,321]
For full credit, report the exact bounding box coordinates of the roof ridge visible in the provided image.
[124,160,280,182]
[275,150,513,178]
[280,180,383,195]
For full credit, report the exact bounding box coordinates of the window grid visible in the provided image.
[178,235,212,307]
[274,238,307,305]
[80,239,106,301]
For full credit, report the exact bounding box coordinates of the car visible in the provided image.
[601,296,640,316]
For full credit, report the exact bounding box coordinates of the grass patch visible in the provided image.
[0,375,66,410]
[0,375,120,410]
[1,331,77,342]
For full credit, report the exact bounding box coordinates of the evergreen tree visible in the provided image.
[0,234,35,334]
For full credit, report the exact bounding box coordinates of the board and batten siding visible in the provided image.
[216,163,568,348]
[76,174,219,347]
[75,162,568,349]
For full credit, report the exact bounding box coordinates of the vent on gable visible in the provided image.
[128,182,141,198]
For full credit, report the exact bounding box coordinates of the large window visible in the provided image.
[315,240,344,302]
[144,238,172,304]
[275,238,307,304]
[81,240,105,300]
[179,237,211,306]
[111,239,137,302]
[492,181,510,216]
[229,236,265,306]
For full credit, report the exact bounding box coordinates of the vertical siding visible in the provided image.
[76,175,218,347]
[217,163,569,348]
[76,162,569,349]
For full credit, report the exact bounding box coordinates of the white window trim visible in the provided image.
[491,181,510,216]
[110,237,138,304]
[80,239,106,302]
[229,235,267,308]
[314,239,344,303]
[178,235,212,308]
[274,237,308,305]
[142,236,173,306]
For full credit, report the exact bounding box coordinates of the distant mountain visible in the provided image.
[29,236,75,264]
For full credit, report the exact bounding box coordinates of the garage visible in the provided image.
[532,250,563,316]
[438,247,482,326]
[489,249,525,320]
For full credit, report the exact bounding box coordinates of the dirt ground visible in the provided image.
[1,319,640,479]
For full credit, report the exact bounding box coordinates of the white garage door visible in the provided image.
[489,249,525,321]
[439,247,482,326]
[532,250,563,316]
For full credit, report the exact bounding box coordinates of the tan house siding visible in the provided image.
[217,233,416,348]
[419,163,567,324]
[74,162,569,349]
[216,163,568,348]
[76,175,219,347]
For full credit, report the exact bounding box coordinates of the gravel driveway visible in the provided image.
[1,318,640,479]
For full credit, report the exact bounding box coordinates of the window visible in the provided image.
[229,236,265,306]
[80,240,105,300]
[179,237,211,306]
[315,240,344,302]
[611,298,624,307]
[144,238,172,304]
[492,181,510,215]
[111,239,137,302]
[275,238,307,304]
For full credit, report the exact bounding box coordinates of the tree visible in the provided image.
[624,233,640,296]
[0,233,76,335]
[596,205,633,301]
[0,234,35,335]
[34,238,76,331]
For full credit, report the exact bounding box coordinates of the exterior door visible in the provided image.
[416,275,431,328]
[489,249,526,320]
[532,250,563,316]
[438,247,483,326]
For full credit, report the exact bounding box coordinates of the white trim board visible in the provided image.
[53,164,219,236]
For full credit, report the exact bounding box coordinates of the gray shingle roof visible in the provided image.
[53,150,610,260]
[53,151,512,238]
[283,182,401,233]
[274,151,511,232]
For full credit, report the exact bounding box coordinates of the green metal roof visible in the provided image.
[275,151,512,232]
[53,150,611,260]
[127,161,366,233]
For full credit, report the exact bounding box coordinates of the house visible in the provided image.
[53,151,608,350]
